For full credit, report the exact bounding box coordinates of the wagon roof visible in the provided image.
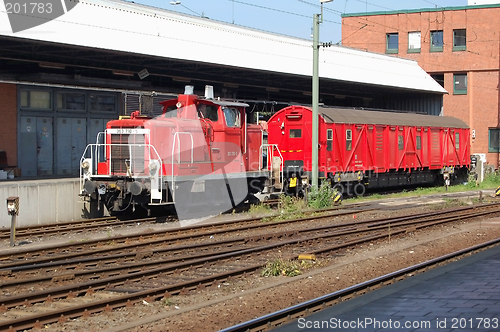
[318,107,469,129]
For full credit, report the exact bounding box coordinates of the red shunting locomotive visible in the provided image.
[80,86,274,218]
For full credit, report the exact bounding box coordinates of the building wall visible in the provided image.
[342,5,500,167]
[0,83,18,166]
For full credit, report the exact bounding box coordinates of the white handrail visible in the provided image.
[79,143,164,201]
[171,132,194,202]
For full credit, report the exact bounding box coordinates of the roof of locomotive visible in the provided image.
[160,96,249,108]
[296,106,469,129]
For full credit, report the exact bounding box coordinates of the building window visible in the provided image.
[408,31,421,53]
[454,74,467,95]
[57,92,85,111]
[453,29,466,51]
[90,94,117,113]
[346,130,352,150]
[289,129,301,138]
[431,74,445,88]
[489,128,500,152]
[20,90,52,109]
[327,129,333,151]
[430,30,443,52]
[386,33,398,54]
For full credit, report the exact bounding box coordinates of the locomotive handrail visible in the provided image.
[259,144,283,171]
[172,132,194,164]
[259,144,283,188]
[79,143,164,203]
[171,132,194,202]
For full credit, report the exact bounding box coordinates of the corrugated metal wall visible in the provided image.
[123,93,177,117]
[386,95,443,116]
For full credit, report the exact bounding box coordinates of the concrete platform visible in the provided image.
[0,178,85,228]
[273,244,500,332]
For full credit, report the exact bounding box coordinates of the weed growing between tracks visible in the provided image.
[258,185,339,223]
[248,204,273,217]
[308,183,338,209]
[261,258,302,277]
[261,195,308,222]
[261,257,323,277]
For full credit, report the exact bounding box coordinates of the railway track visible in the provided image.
[0,198,284,243]
[221,237,500,332]
[0,202,498,331]
[0,216,158,241]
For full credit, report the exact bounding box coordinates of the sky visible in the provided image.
[133,0,468,44]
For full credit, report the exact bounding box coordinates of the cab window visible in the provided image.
[222,107,241,127]
[289,129,301,138]
[198,104,219,121]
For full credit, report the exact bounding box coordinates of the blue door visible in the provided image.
[19,116,53,176]
[56,117,87,175]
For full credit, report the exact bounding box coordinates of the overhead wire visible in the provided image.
[225,0,499,63]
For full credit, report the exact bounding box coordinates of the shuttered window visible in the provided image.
[346,130,352,151]
[327,129,333,151]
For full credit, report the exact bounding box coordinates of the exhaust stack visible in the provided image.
[205,85,214,99]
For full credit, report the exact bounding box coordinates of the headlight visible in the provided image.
[81,161,90,170]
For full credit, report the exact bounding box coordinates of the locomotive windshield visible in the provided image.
[162,104,178,118]
[223,107,241,127]
[198,104,218,121]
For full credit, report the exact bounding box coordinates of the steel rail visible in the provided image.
[0,199,360,243]
[0,202,484,270]
[220,238,500,332]
[0,204,496,282]
[0,204,498,330]
[0,216,119,240]
[0,216,173,243]
[0,207,377,268]
[2,205,476,288]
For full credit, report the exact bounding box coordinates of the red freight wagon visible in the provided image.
[267,105,470,195]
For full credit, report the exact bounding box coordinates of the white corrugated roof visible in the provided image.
[0,0,446,94]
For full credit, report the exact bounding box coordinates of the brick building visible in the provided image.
[342,3,500,168]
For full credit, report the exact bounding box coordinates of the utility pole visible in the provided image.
[311,0,332,189]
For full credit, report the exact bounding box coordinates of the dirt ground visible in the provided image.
[38,195,500,332]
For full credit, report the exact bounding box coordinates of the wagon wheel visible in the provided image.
[353,182,366,197]
[332,183,344,195]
